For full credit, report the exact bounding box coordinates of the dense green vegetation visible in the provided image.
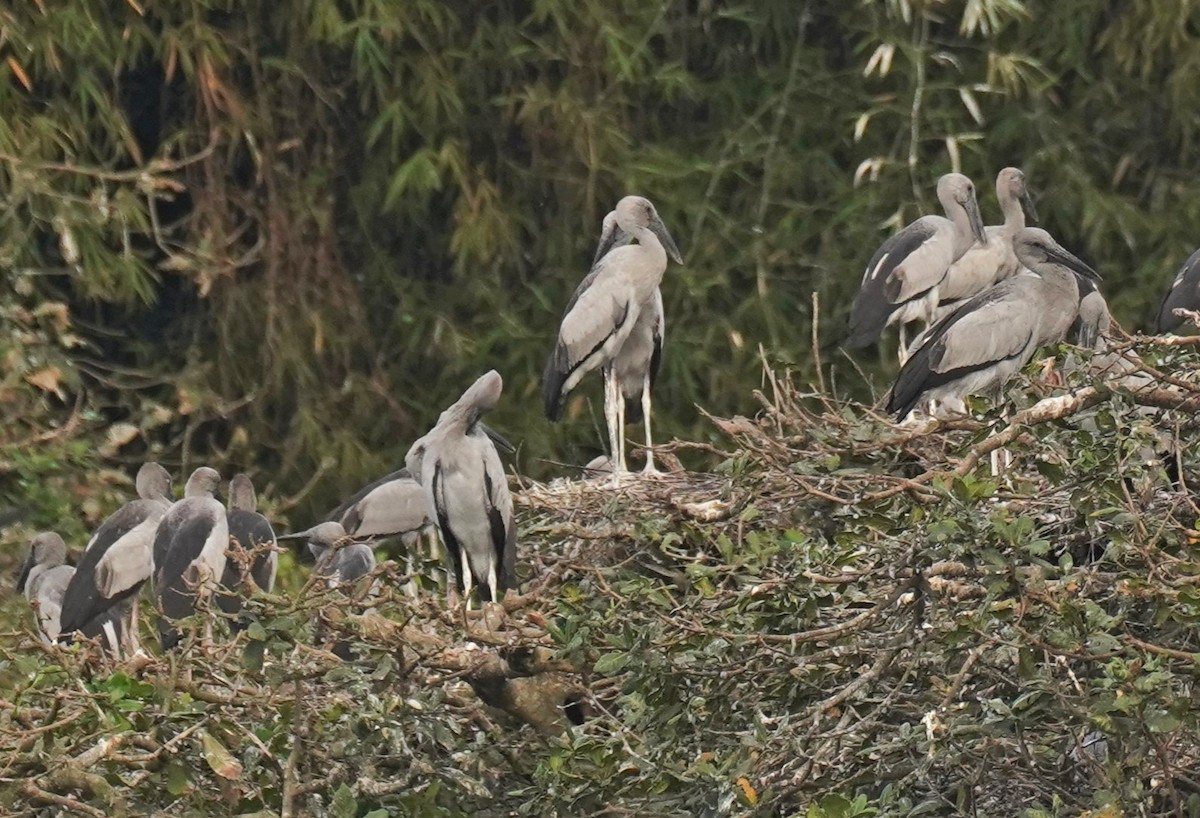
[4,351,1200,816]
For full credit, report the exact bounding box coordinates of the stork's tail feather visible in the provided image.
[543,346,570,421]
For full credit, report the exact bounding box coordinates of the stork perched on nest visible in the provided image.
[544,195,682,486]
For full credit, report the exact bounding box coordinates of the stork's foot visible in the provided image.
[640,463,665,478]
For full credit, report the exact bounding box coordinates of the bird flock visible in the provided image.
[13,178,1200,653]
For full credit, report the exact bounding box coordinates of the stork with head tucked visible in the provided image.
[407,370,516,609]
[846,173,987,361]
[151,466,228,650]
[17,532,74,643]
[218,473,278,626]
[59,462,172,656]
[543,195,682,485]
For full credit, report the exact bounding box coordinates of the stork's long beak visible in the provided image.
[1019,187,1038,224]
[275,531,312,542]
[592,219,628,268]
[1048,242,1101,282]
[481,423,515,454]
[15,551,34,594]
[650,214,683,265]
[966,195,987,245]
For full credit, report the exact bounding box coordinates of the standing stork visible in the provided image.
[544,195,682,485]
[407,370,516,608]
[592,211,668,475]
[933,167,1038,320]
[59,462,172,656]
[887,228,1099,420]
[151,467,228,650]
[1155,248,1200,333]
[17,532,74,643]
[846,173,987,361]
[218,473,278,626]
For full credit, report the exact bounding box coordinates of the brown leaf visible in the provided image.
[25,367,64,399]
[7,57,32,92]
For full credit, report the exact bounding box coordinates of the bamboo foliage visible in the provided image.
[0,1,1198,509]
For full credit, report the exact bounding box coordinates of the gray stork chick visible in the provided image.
[59,461,172,656]
[17,532,74,643]
[407,370,516,608]
[591,210,667,475]
[151,466,228,650]
[543,195,682,485]
[218,474,278,625]
[934,167,1038,319]
[888,227,1099,420]
[847,173,987,361]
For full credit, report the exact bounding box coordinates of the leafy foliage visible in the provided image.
[2,1,1200,511]
[4,343,1200,815]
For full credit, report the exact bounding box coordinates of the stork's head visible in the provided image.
[613,196,683,264]
[1014,228,1100,282]
[17,532,67,593]
[184,466,222,500]
[136,461,173,502]
[996,167,1038,223]
[936,173,986,244]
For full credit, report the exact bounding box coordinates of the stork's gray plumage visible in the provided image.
[934,167,1038,319]
[1155,248,1200,333]
[888,228,1099,420]
[407,370,516,608]
[218,474,278,624]
[59,462,172,656]
[544,196,682,485]
[287,521,376,659]
[296,522,378,587]
[1071,277,1111,350]
[151,466,228,650]
[326,468,429,544]
[17,532,74,643]
[847,173,987,361]
[590,209,666,473]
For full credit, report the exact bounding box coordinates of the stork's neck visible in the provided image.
[948,204,978,257]
[999,189,1025,237]
[1035,264,1084,343]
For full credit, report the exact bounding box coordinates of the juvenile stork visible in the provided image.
[295,521,378,587]
[592,211,667,475]
[888,228,1099,420]
[846,173,987,361]
[283,521,376,659]
[544,196,682,485]
[1154,248,1200,333]
[59,462,172,656]
[151,466,228,650]
[407,370,516,608]
[17,532,74,643]
[218,474,278,625]
[934,167,1038,320]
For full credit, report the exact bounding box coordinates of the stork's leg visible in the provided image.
[128,597,141,656]
[989,408,1013,477]
[641,376,661,476]
[898,323,909,365]
[460,550,474,611]
[604,367,623,488]
[487,563,499,609]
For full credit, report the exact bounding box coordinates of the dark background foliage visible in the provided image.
[4,1,1200,515]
